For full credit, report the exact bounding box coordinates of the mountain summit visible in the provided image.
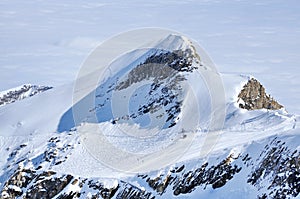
[0,34,298,199]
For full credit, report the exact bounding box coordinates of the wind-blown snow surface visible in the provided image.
[0,33,299,198]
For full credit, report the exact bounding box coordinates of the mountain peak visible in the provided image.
[155,34,198,57]
[237,78,283,110]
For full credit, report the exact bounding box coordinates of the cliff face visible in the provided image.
[237,78,283,110]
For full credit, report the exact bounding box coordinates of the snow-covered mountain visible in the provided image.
[0,34,299,199]
[0,84,52,107]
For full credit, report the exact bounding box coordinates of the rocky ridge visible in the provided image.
[94,42,202,128]
[1,131,299,198]
[237,78,283,110]
[0,84,52,107]
[0,37,298,199]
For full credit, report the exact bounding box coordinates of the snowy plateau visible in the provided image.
[1,1,300,199]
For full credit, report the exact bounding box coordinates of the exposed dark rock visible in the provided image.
[116,183,153,199]
[237,78,283,110]
[139,154,242,197]
[172,156,242,195]
[1,168,73,199]
[142,49,198,73]
[111,49,195,128]
[147,174,173,194]
[0,84,52,107]
[57,192,81,199]
[1,168,37,198]
[25,173,73,199]
[86,180,119,199]
[1,133,299,199]
[248,138,300,198]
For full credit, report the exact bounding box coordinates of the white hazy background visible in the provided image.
[0,0,299,113]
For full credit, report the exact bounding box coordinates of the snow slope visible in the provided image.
[0,33,299,198]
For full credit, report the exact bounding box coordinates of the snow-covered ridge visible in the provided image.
[0,33,299,198]
[0,128,298,198]
[0,76,298,198]
[0,84,52,107]
[69,33,207,132]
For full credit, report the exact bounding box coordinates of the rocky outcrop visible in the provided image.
[247,138,300,199]
[1,131,299,199]
[237,78,283,110]
[0,130,150,199]
[1,156,242,199]
[138,154,242,197]
[0,167,149,199]
[116,184,153,199]
[103,48,201,128]
[1,168,73,199]
[0,84,52,107]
